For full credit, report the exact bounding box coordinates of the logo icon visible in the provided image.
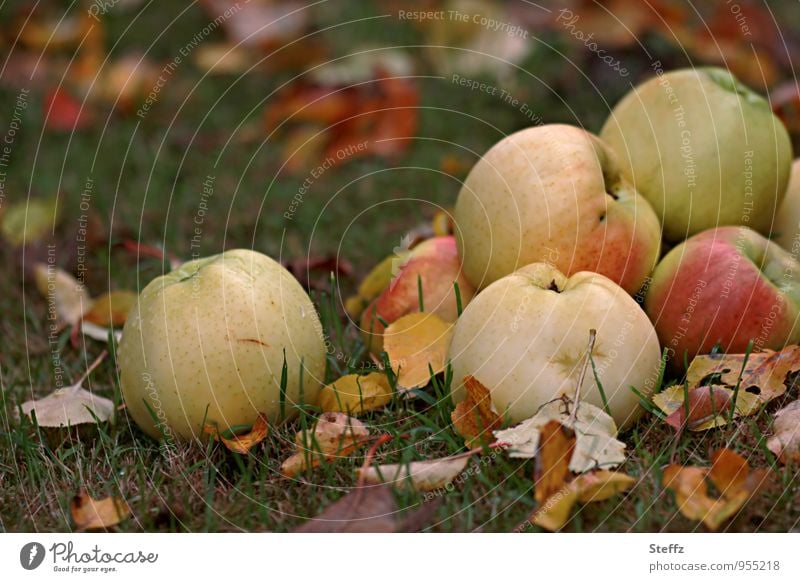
[20,542,45,570]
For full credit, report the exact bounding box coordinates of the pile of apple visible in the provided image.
[117,66,800,441]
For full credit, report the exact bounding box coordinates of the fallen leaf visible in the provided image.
[384,312,454,391]
[43,87,93,132]
[1,197,60,246]
[654,385,760,432]
[494,398,626,473]
[281,412,370,477]
[318,373,393,415]
[202,0,309,49]
[451,375,502,448]
[357,454,470,492]
[528,470,635,532]
[194,43,254,75]
[534,420,576,505]
[663,386,732,431]
[81,321,123,344]
[71,492,130,532]
[204,413,269,454]
[294,484,439,532]
[18,11,93,51]
[83,290,137,327]
[662,449,769,531]
[33,263,93,327]
[95,54,161,113]
[767,400,800,464]
[21,382,114,429]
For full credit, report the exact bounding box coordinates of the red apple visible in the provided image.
[645,226,800,369]
[360,236,475,353]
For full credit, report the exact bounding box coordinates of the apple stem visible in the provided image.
[570,329,597,425]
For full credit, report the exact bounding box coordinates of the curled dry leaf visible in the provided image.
[83,290,138,327]
[451,375,502,449]
[33,263,93,327]
[281,412,370,477]
[294,484,439,533]
[527,470,636,532]
[662,448,769,531]
[71,492,131,532]
[318,372,393,416]
[384,312,454,391]
[494,398,626,473]
[204,413,269,454]
[766,400,800,464]
[357,453,470,492]
[2,197,60,246]
[534,420,575,505]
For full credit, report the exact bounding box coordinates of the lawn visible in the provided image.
[2,0,800,532]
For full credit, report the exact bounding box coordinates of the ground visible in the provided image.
[1,1,800,532]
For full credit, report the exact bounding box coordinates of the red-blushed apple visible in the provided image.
[360,236,475,353]
[771,159,800,253]
[449,262,662,429]
[118,249,326,441]
[454,124,661,294]
[645,226,800,369]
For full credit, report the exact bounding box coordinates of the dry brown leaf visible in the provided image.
[534,420,576,505]
[662,449,769,531]
[281,412,370,477]
[384,312,453,391]
[528,470,635,532]
[33,263,92,327]
[83,290,137,327]
[21,383,114,429]
[767,400,800,464]
[494,398,626,473]
[294,484,439,533]
[451,375,502,448]
[71,492,130,532]
[204,413,269,454]
[357,454,470,492]
[318,373,393,416]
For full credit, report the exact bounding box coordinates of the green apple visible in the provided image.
[601,67,792,242]
[118,249,326,441]
[454,124,661,294]
[771,159,800,253]
[449,262,662,429]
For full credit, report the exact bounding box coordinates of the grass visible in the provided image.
[2,1,800,533]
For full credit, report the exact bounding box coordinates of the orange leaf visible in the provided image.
[83,290,138,327]
[70,492,130,532]
[451,376,502,448]
[533,420,576,505]
[204,413,269,455]
[281,412,370,477]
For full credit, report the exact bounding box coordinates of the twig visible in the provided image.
[357,433,394,487]
[69,350,109,394]
[570,329,597,425]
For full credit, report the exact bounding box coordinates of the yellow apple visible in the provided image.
[449,263,662,428]
[118,249,326,441]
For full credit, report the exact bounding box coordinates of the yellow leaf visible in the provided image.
[70,492,130,532]
[357,454,470,492]
[281,412,370,477]
[83,290,137,327]
[204,413,269,455]
[318,373,393,415]
[451,375,502,448]
[652,384,760,431]
[33,263,93,326]
[384,312,453,390]
[2,198,59,246]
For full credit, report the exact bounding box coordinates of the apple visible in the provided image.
[601,67,793,242]
[771,159,800,253]
[118,249,326,441]
[449,262,662,429]
[645,226,800,369]
[361,236,475,353]
[454,124,661,294]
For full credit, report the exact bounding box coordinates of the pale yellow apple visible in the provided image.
[118,249,326,441]
[454,124,661,294]
[771,159,800,253]
[449,263,662,428]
